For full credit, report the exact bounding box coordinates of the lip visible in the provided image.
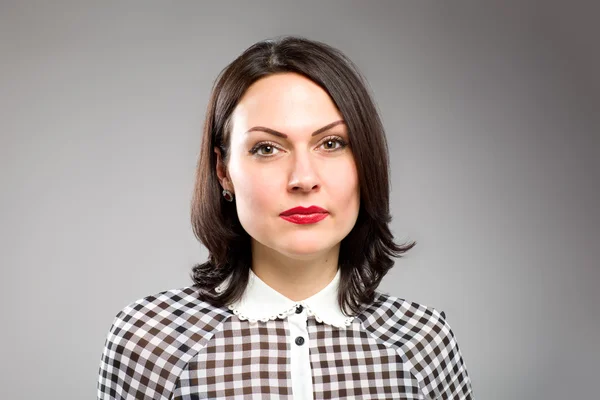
[279,205,329,225]
[280,213,328,225]
[280,205,329,216]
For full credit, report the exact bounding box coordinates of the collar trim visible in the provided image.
[215,268,355,328]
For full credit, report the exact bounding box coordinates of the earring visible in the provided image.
[222,189,234,202]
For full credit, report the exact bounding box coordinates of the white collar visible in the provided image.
[215,268,355,328]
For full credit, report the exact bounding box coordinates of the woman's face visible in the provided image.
[215,72,360,260]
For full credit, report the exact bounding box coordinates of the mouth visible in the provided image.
[280,213,328,225]
[279,205,329,225]
[280,205,328,216]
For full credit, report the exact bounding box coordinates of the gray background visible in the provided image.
[1,1,598,399]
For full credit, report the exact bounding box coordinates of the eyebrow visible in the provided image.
[245,120,346,138]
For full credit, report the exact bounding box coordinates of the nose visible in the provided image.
[287,150,320,193]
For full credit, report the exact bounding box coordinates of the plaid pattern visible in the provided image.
[98,286,474,399]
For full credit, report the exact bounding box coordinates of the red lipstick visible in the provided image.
[280,206,329,225]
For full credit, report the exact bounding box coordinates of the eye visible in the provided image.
[319,136,348,152]
[249,142,280,157]
[248,136,348,158]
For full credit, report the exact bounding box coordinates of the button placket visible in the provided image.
[288,308,313,399]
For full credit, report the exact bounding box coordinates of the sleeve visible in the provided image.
[97,310,126,399]
[418,309,475,399]
[96,296,211,400]
[96,306,175,400]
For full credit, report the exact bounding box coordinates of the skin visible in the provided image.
[214,72,360,301]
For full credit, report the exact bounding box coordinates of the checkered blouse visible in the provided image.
[98,268,474,399]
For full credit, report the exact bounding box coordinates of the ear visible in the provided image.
[214,147,234,193]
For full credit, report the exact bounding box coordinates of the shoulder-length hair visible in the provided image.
[190,35,416,317]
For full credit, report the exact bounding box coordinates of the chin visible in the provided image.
[279,249,331,261]
[276,240,338,260]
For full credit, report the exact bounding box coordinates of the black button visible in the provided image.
[295,336,305,346]
[295,305,304,314]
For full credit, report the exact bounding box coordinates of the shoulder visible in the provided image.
[97,285,231,399]
[357,291,474,399]
[111,285,230,329]
[108,285,232,345]
[357,291,449,356]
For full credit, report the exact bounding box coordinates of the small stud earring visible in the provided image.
[222,189,234,202]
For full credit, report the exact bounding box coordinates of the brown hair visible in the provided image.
[190,35,416,317]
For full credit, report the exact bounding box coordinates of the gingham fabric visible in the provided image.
[98,269,474,399]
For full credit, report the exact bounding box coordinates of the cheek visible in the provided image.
[327,160,360,204]
[230,166,286,240]
[230,163,283,213]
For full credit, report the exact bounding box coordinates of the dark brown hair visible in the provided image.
[190,35,416,317]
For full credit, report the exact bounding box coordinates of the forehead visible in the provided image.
[231,72,344,134]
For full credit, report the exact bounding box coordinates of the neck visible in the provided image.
[250,240,340,301]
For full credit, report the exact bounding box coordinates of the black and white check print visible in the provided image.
[98,280,474,399]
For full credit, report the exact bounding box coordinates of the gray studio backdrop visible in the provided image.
[1,1,598,399]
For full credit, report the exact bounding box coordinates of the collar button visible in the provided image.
[295,304,304,314]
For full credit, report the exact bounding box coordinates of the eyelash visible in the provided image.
[249,136,348,157]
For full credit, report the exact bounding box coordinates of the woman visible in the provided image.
[98,36,474,399]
